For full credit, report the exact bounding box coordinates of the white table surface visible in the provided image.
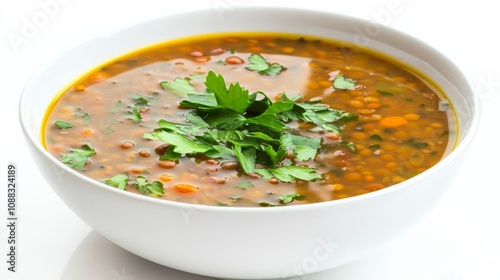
[1,1,499,279]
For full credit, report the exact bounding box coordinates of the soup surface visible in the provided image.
[44,32,454,207]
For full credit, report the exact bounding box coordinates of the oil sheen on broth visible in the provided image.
[43,32,455,207]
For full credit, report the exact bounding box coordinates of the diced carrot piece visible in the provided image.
[82,129,94,136]
[174,184,198,193]
[159,174,174,182]
[379,116,407,128]
[365,183,385,191]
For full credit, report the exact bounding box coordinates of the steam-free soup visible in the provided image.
[43,32,455,207]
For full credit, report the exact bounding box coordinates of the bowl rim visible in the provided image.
[18,5,481,213]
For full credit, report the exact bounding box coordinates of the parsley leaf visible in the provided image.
[54,120,75,129]
[128,94,154,123]
[143,131,212,154]
[232,144,256,174]
[82,113,92,125]
[279,193,306,204]
[102,174,129,190]
[205,71,250,114]
[129,106,142,123]
[376,89,394,96]
[135,176,164,196]
[236,180,255,190]
[246,53,286,76]
[60,144,96,170]
[160,77,196,96]
[281,134,321,161]
[333,74,357,90]
[255,166,322,183]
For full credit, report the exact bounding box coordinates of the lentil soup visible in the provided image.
[43,32,455,207]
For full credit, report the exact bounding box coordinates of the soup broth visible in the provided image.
[44,32,455,207]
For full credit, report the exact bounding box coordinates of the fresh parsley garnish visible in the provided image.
[236,180,255,190]
[128,94,154,123]
[160,77,196,96]
[82,113,92,125]
[135,176,164,196]
[60,144,96,170]
[279,193,306,204]
[145,71,355,183]
[255,166,322,183]
[102,174,129,190]
[246,53,286,76]
[333,74,356,90]
[259,193,306,207]
[54,120,75,129]
[376,89,394,96]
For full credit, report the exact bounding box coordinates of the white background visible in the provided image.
[1,0,499,279]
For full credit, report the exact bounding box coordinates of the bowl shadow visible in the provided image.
[60,230,214,280]
[60,229,452,280]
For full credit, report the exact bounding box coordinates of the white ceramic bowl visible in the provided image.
[19,7,479,279]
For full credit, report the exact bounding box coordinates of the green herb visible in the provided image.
[255,166,322,183]
[368,144,381,150]
[129,106,142,123]
[204,71,250,114]
[214,201,228,206]
[406,139,429,149]
[279,193,306,204]
[236,180,255,190]
[135,176,164,196]
[369,134,383,141]
[246,53,285,76]
[146,71,356,183]
[376,89,394,96]
[259,201,281,207]
[82,113,92,125]
[281,134,321,161]
[60,144,96,170]
[102,127,115,134]
[102,174,129,190]
[111,100,125,113]
[333,74,356,90]
[160,77,196,96]
[54,120,75,129]
[342,142,357,153]
[128,94,154,123]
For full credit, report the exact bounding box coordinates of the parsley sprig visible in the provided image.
[60,144,96,170]
[246,53,286,76]
[144,71,356,183]
[333,73,357,90]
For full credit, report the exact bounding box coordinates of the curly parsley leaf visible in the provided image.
[333,74,357,90]
[102,174,129,190]
[60,144,96,170]
[246,53,285,76]
[135,176,164,196]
